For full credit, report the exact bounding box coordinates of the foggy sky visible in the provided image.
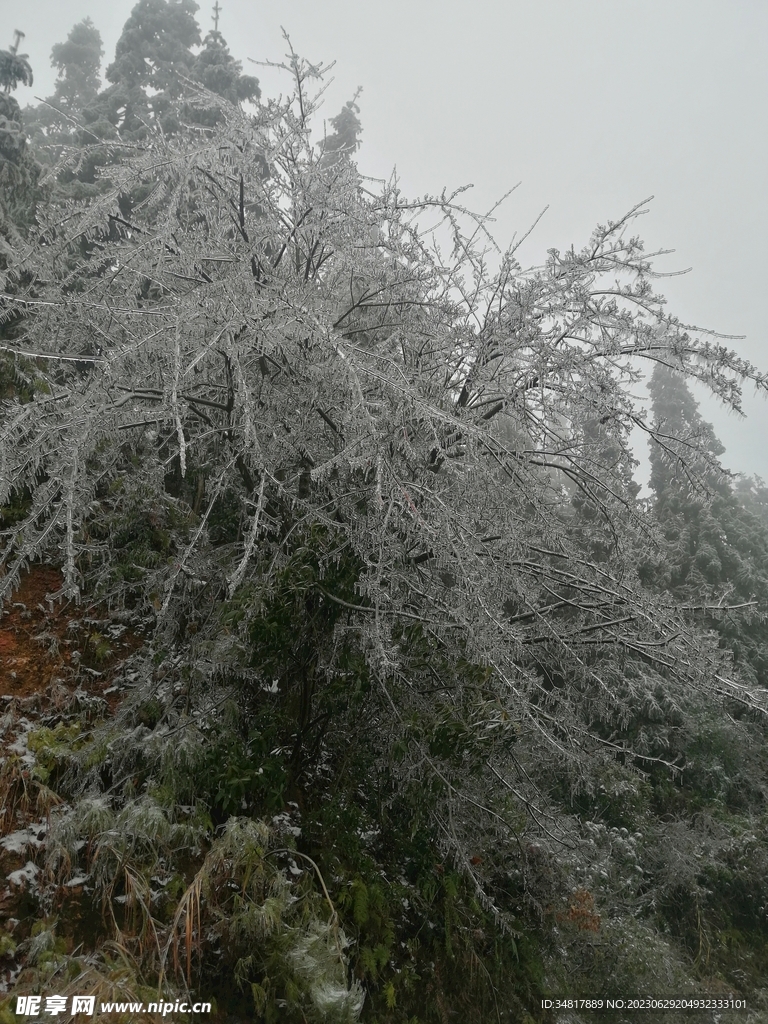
[10,0,768,485]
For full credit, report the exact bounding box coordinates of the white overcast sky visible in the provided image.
[11,0,768,484]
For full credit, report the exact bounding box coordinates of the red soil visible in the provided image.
[0,565,142,701]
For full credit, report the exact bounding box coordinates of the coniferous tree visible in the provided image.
[98,0,201,137]
[23,19,104,155]
[50,18,103,113]
[734,472,768,529]
[320,97,362,164]
[647,363,768,686]
[0,34,33,92]
[0,33,41,402]
[23,4,262,196]
[0,35,39,249]
[188,25,260,118]
[93,0,260,136]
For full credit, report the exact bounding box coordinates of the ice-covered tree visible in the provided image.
[22,19,105,177]
[100,0,201,136]
[5,42,766,800]
[189,24,260,115]
[3,46,768,1018]
[50,18,104,112]
[647,364,768,686]
[0,33,40,279]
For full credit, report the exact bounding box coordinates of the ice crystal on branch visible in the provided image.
[2,54,767,923]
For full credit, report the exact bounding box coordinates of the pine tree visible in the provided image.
[50,18,103,113]
[96,0,201,138]
[0,32,42,409]
[0,33,40,266]
[95,0,260,135]
[22,19,104,170]
[320,97,362,164]
[734,473,768,529]
[188,25,260,120]
[647,363,768,686]
[0,33,33,92]
[23,4,262,196]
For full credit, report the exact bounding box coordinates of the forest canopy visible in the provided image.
[2,5,768,1022]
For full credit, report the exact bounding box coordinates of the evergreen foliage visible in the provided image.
[190,29,260,111]
[23,2,261,196]
[102,0,202,136]
[647,364,768,686]
[735,472,768,528]
[50,19,103,112]
[21,19,104,160]
[320,97,362,163]
[0,41,40,255]
[0,46,33,93]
